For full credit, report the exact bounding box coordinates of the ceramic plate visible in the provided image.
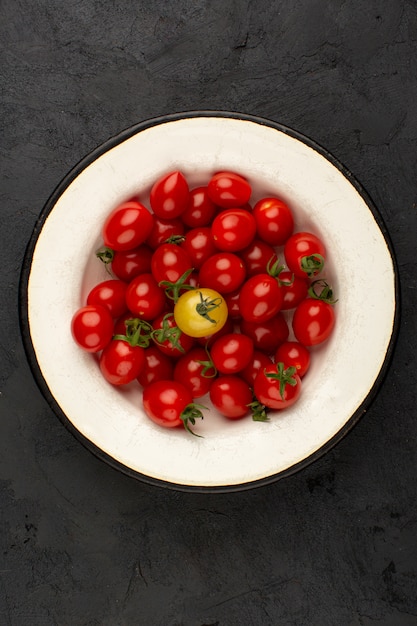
[20,112,399,492]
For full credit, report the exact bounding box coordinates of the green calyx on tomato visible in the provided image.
[265,362,298,399]
[151,313,186,353]
[196,344,217,378]
[96,245,114,265]
[96,245,115,276]
[300,254,325,277]
[159,267,195,302]
[181,403,206,437]
[113,318,153,348]
[308,279,338,304]
[195,292,224,325]
[266,256,286,278]
[165,234,186,245]
[247,400,270,422]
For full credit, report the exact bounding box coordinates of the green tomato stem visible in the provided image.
[195,292,223,324]
[308,279,338,304]
[151,313,185,352]
[266,256,286,278]
[181,403,206,437]
[301,253,325,277]
[113,318,153,347]
[266,362,298,399]
[159,268,195,303]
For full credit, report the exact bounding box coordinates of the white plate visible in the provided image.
[20,112,399,491]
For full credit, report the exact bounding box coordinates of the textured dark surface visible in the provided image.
[1,1,417,625]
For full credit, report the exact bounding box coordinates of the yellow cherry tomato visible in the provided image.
[173,288,228,338]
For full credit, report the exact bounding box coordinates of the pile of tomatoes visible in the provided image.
[71,170,337,435]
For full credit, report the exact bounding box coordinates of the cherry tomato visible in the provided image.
[254,362,302,410]
[113,312,136,336]
[99,339,145,385]
[207,171,251,208]
[210,375,253,419]
[112,315,153,347]
[111,245,153,282]
[151,243,193,285]
[180,186,217,227]
[279,271,309,310]
[223,290,242,319]
[292,298,335,346]
[102,201,154,252]
[239,274,283,322]
[195,316,234,348]
[152,312,195,358]
[142,380,203,433]
[150,171,190,219]
[239,313,289,354]
[252,197,294,246]
[240,350,272,386]
[180,227,217,270]
[71,304,114,353]
[240,239,278,277]
[284,231,326,278]
[137,346,174,387]
[210,333,254,375]
[86,279,128,318]
[173,347,216,398]
[274,341,310,378]
[173,288,228,338]
[199,252,246,294]
[125,273,166,320]
[212,208,256,252]
[146,216,185,250]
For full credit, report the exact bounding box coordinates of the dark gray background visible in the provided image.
[1,1,416,625]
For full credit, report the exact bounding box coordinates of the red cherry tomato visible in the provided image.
[207,171,252,208]
[252,197,294,246]
[284,232,326,278]
[113,312,135,336]
[86,279,127,318]
[195,316,234,348]
[212,208,256,252]
[292,298,335,346]
[180,186,217,227]
[151,243,193,285]
[111,245,153,282]
[173,347,215,398]
[239,274,283,322]
[152,313,195,358]
[254,362,302,410]
[125,273,166,320]
[199,252,246,294]
[279,270,309,310]
[240,239,278,277]
[137,346,174,387]
[150,171,190,219]
[99,339,145,385]
[239,312,289,354]
[209,375,253,419]
[146,216,185,250]
[71,304,114,353]
[143,380,203,433]
[102,201,154,251]
[240,350,272,386]
[210,333,254,375]
[223,290,241,319]
[274,341,310,378]
[180,227,217,269]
